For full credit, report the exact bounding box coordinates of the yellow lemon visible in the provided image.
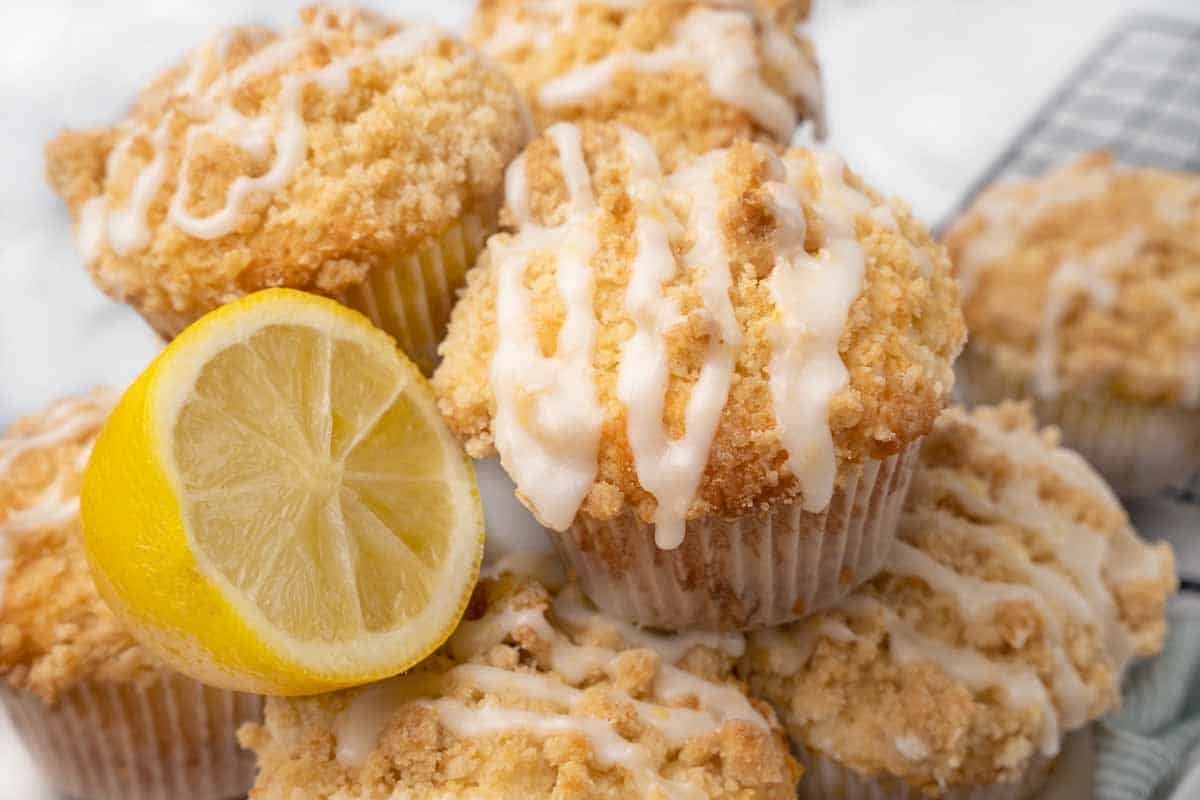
[81,289,483,695]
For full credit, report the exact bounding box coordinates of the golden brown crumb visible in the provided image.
[0,390,165,702]
[433,122,965,523]
[740,403,1176,795]
[45,5,528,338]
[468,0,822,170]
[242,570,798,799]
[944,152,1200,407]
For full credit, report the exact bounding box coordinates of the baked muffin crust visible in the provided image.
[741,403,1175,794]
[944,153,1200,407]
[433,122,964,535]
[0,389,161,702]
[46,5,529,338]
[241,567,798,799]
[467,0,823,170]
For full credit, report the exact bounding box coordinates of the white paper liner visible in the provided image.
[795,742,1057,800]
[1,673,262,800]
[957,345,1200,497]
[341,208,492,374]
[553,441,921,630]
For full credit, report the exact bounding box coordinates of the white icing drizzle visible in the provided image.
[480,0,646,58]
[0,392,115,599]
[489,123,603,531]
[536,5,820,141]
[956,165,1112,300]
[0,396,113,477]
[615,130,736,549]
[104,118,173,254]
[764,152,867,512]
[81,19,442,256]
[861,594,1063,757]
[77,197,109,265]
[1032,230,1145,399]
[749,408,1170,760]
[422,699,702,800]
[887,539,1093,732]
[894,734,930,761]
[494,128,877,546]
[333,585,767,798]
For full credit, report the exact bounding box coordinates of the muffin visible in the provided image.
[467,0,823,170]
[433,122,965,629]
[240,564,798,798]
[0,389,262,800]
[741,403,1176,799]
[45,5,530,373]
[944,153,1200,496]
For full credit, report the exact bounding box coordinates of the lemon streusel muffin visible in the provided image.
[433,122,965,629]
[0,390,262,800]
[467,0,823,171]
[741,403,1176,799]
[240,564,798,799]
[944,153,1200,496]
[45,5,529,373]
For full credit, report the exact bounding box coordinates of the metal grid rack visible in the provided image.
[942,15,1200,590]
[944,15,1200,227]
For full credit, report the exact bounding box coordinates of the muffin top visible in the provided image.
[467,0,823,171]
[741,403,1176,794]
[240,566,797,799]
[944,153,1200,407]
[0,389,163,702]
[433,122,964,544]
[45,4,529,338]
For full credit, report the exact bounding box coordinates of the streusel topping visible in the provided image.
[0,389,162,702]
[741,403,1175,793]
[46,4,528,337]
[433,122,964,543]
[944,153,1200,407]
[467,0,823,170]
[241,567,797,799]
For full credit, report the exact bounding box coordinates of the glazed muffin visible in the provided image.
[467,0,823,171]
[0,390,262,800]
[45,5,529,373]
[944,153,1200,496]
[240,564,798,799]
[433,122,965,629]
[741,403,1175,799]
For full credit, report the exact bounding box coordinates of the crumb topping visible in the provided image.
[433,122,964,531]
[741,402,1176,793]
[467,0,823,170]
[45,4,529,338]
[944,153,1200,407]
[241,569,797,799]
[0,389,162,702]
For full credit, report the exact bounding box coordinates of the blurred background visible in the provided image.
[1,1,1198,797]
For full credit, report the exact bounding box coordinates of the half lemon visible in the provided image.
[82,289,483,695]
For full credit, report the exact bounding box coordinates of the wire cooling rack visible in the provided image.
[942,14,1200,590]
[944,14,1200,225]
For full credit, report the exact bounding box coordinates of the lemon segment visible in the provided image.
[81,289,483,695]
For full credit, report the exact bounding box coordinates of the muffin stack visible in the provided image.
[0,2,1182,800]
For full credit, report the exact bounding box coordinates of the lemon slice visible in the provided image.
[81,289,483,695]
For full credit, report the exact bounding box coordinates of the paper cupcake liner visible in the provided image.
[795,743,1056,800]
[957,345,1200,498]
[2,673,262,800]
[554,441,920,631]
[341,207,494,374]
